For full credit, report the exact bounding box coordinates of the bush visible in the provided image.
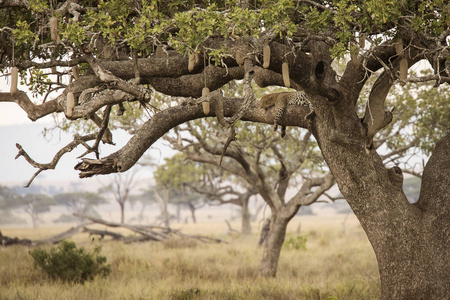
[284,235,307,250]
[29,240,110,283]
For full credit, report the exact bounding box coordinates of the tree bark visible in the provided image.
[259,213,289,277]
[311,90,450,299]
[119,202,125,224]
[241,196,252,235]
[187,202,197,224]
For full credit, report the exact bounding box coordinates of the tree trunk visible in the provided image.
[241,196,252,235]
[188,202,197,223]
[176,205,181,223]
[155,189,170,228]
[259,213,289,277]
[119,202,125,224]
[312,104,450,298]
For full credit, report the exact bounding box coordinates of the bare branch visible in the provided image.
[15,134,97,187]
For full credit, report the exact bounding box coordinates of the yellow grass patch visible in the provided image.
[0,216,380,299]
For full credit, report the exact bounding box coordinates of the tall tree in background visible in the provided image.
[153,154,207,227]
[18,193,54,228]
[167,120,333,277]
[100,172,138,224]
[155,150,258,233]
[0,185,25,225]
[0,1,449,298]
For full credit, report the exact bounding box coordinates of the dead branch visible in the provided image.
[34,224,89,245]
[225,220,240,235]
[82,227,125,241]
[0,231,32,246]
[15,133,97,187]
[1,224,89,247]
[74,213,227,244]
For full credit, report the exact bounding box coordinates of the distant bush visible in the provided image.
[29,240,110,283]
[284,235,307,250]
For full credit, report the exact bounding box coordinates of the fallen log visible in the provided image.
[0,231,32,246]
[74,213,227,244]
[35,224,90,245]
[82,227,125,241]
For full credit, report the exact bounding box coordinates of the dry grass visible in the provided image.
[0,215,380,299]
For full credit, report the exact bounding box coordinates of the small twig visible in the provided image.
[92,105,113,159]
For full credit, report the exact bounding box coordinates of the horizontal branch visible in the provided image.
[75,96,312,177]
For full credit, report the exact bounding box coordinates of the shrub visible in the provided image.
[29,240,110,283]
[284,235,307,250]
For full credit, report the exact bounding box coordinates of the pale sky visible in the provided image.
[0,78,171,188]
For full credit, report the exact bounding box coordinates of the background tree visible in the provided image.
[157,150,258,233]
[53,191,107,224]
[0,0,449,298]
[100,172,139,224]
[152,154,207,227]
[167,119,333,277]
[0,185,26,225]
[17,193,54,228]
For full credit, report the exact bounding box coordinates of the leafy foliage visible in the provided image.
[284,235,307,251]
[29,240,111,283]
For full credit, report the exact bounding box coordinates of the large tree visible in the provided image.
[1,1,449,298]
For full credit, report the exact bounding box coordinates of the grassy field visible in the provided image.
[0,215,380,300]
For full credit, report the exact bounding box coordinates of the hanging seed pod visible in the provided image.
[399,58,408,86]
[359,34,365,49]
[155,46,164,58]
[202,87,210,115]
[10,67,18,96]
[282,62,290,88]
[72,65,80,80]
[188,53,196,72]
[235,50,244,66]
[50,16,58,42]
[351,52,360,68]
[263,45,271,69]
[66,92,75,117]
[394,38,404,58]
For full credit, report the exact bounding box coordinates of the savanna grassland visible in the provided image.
[0,215,380,300]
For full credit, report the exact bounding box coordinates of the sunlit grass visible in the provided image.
[0,215,380,299]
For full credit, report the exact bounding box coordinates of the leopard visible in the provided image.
[259,91,314,138]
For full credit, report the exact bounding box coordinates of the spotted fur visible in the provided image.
[260,91,313,137]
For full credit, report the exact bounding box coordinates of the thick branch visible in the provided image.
[0,91,62,121]
[286,173,335,216]
[75,97,311,177]
[362,71,394,145]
